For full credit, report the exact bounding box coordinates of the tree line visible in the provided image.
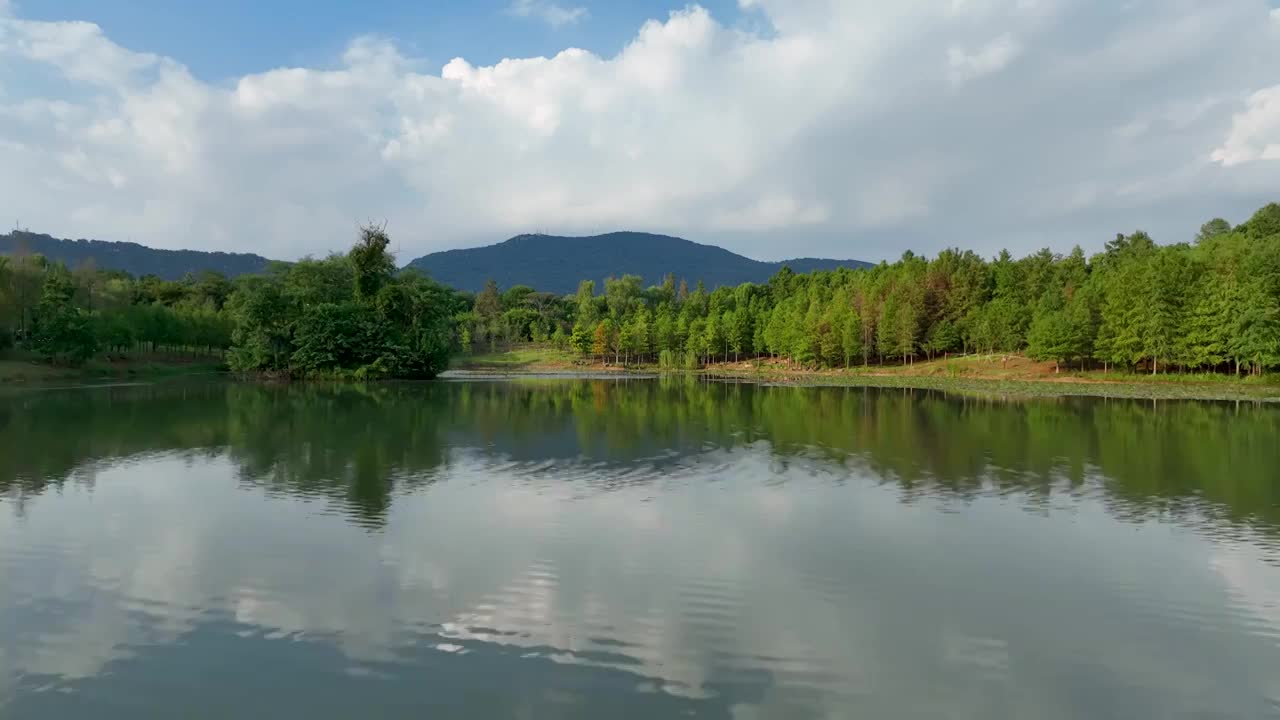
[459,202,1280,376]
[5,202,1279,377]
[1,225,465,378]
[0,248,235,363]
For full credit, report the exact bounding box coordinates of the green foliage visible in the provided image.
[551,324,569,350]
[442,201,1280,379]
[5,201,1280,379]
[570,322,592,356]
[30,299,97,363]
[291,303,389,373]
[227,275,292,371]
[1240,203,1280,240]
[925,319,960,359]
[226,227,459,379]
[0,241,243,369]
[31,268,90,360]
[349,224,397,303]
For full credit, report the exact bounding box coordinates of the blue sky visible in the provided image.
[1,1,1278,262]
[21,0,748,81]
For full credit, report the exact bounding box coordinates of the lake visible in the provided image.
[2,379,1279,719]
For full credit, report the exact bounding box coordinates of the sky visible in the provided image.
[1,0,1278,264]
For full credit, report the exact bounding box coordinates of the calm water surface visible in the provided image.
[2,379,1279,719]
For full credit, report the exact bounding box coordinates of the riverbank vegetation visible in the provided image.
[225,225,464,379]
[457,203,1280,381]
[447,350,1280,400]
[1,225,465,380]
[0,353,226,384]
[4,203,1279,385]
[0,240,236,379]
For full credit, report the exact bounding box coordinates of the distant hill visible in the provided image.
[1,229,872,291]
[406,232,871,295]
[0,231,273,280]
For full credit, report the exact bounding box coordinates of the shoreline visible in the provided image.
[7,349,1277,402]
[702,369,1280,402]
[451,349,1280,402]
[0,354,228,385]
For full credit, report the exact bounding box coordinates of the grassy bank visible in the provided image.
[452,347,1280,401]
[450,347,624,373]
[704,354,1280,401]
[0,351,228,384]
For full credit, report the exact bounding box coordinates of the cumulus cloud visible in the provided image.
[1211,85,1280,167]
[507,0,588,29]
[0,1,1278,262]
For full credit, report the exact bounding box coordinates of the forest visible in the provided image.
[458,202,1280,376]
[2,202,1279,378]
[0,225,464,379]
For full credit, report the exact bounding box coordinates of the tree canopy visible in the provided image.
[452,202,1280,377]
[6,203,1280,379]
[2,225,464,379]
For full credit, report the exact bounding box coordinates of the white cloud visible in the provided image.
[0,1,1278,263]
[0,18,161,86]
[948,34,1021,86]
[507,0,588,29]
[1212,85,1280,167]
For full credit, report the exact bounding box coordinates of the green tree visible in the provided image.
[571,322,593,357]
[291,303,388,373]
[925,319,960,360]
[575,280,598,327]
[349,224,397,303]
[227,275,293,371]
[841,307,861,368]
[30,266,97,363]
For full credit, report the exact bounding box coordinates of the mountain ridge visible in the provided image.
[2,230,871,293]
[0,231,273,280]
[406,231,870,294]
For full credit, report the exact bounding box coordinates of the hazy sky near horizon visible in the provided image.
[1,0,1278,263]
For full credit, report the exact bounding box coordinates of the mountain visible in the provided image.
[0,231,273,280]
[1,229,872,292]
[406,232,871,295]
